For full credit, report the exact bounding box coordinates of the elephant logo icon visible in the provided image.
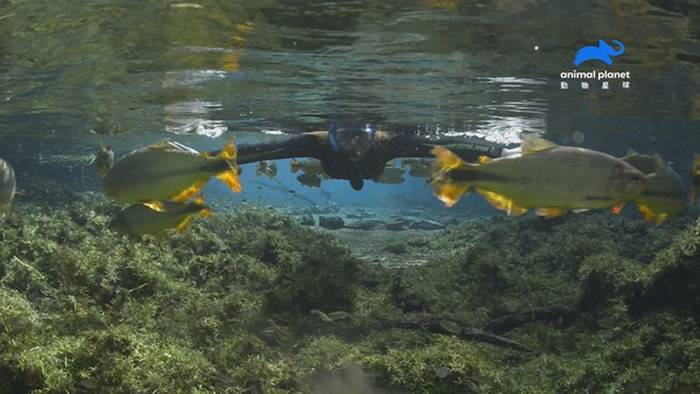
[573,40,625,66]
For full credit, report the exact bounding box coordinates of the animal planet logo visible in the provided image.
[560,39,631,90]
[574,39,624,66]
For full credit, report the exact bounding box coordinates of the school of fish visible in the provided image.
[431,134,689,224]
[1,131,695,235]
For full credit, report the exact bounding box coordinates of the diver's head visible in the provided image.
[328,123,376,162]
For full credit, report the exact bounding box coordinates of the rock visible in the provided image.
[385,218,411,231]
[346,208,376,219]
[345,219,385,230]
[384,242,408,254]
[409,219,445,230]
[399,208,423,216]
[319,215,344,230]
[299,215,315,226]
[443,217,460,226]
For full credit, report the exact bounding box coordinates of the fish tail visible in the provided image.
[175,215,195,233]
[290,159,301,173]
[637,203,668,225]
[430,146,473,207]
[217,170,242,193]
[691,154,700,204]
[193,195,213,218]
[172,180,206,202]
[216,139,242,193]
[219,139,237,161]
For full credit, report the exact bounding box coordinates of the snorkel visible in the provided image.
[327,123,378,190]
[328,123,377,161]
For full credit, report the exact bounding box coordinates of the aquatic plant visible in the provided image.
[1,195,699,392]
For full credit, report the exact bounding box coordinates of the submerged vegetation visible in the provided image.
[1,192,700,392]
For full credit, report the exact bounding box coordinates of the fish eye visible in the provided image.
[627,174,643,183]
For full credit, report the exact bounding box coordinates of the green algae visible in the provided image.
[1,197,700,392]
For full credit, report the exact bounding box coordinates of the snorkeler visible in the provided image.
[213,124,509,190]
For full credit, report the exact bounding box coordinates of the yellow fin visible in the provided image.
[521,134,557,155]
[611,202,625,214]
[431,146,472,207]
[431,146,466,175]
[637,204,668,225]
[193,194,206,205]
[214,139,242,193]
[171,180,205,202]
[192,195,212,218]
[622,148,638,159]
[478,155,491,164]
[200,207,213,219]
[476,188,528,216]
[432,179,470,208]
[142,201,165,212]
[217,170,242,193]
[218,139,237,161]
[535,207,567,219]
[175,215,194,233]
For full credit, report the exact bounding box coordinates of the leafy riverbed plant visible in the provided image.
[1,194,699,392]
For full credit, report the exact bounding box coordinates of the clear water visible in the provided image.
[2,0,699,211]
[4,1,700,392]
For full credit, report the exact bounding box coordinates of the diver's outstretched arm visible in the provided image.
[381,134,505,162]
[211,133,329,164]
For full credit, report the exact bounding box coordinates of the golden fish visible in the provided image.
[291,159,326,188]
[691,154,700,205]
[431,135,646,218]
[290,158,322,175]
[95,144,114,178]
[102,139,240,204]
[111,197,211,236]
[401,159,433,178]
[256,160,278,179]
[297,172,322,188]
[0,158,16,210]
[373,166,405,184]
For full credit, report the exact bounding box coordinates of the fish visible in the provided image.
[111,196,211,236]
[373,166,405,184]
[401,159,433,178]
[297,172,322,188]
[290,158,322,175]
[621,150,687,224]
[102,139,241,204]
[431,134,646,218]
[691,154,700,204]
[255,160,278,178]
[95,144,115,178]
[291,159,326,188]
[0,158,16,210]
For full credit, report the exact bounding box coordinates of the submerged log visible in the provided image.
[484,308,576,334]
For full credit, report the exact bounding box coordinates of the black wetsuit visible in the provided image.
[215,130,504,190]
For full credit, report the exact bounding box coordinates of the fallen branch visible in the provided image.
[484,307,576,334]
[393,318,537,353]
